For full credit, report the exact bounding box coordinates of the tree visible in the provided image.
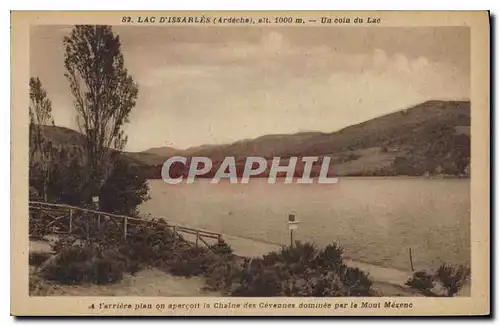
[45,147,90,206]
[29,77,55,201]
[63,25,139,197]
[98,157,150,216]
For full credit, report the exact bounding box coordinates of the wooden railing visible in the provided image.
[28,201,223,250]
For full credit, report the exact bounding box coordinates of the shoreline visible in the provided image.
[146,175,470,182]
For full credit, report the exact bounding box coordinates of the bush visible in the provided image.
[29,217,49,240]
[29,251,52,267]
[40,218,240,289]
[338,265,373,296]
[313,243,344,271]
[232,241,372,297]
[204,256,242,294]
[210,241,233,257]
[36,220,374,298]
[405,264,470,297]
[435,263,470,297]
[92,250,129,284]
[405,271,435,292]
[167,246,217,277]
[232,262,285,296]
[40,241,129,285]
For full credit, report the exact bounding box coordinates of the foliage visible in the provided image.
[405,270,435,292]
[30,145,150,215]
[29,77,54,155]
[405,264,470,297]
[29,251,52,267]
[232,241,372,297]
[29,217,50,240]
[28,25,150,215]
[435,263,470,297]
[29,77,55,201]
[98,157,150,216]
[35,218,373,298]
[37,220,241,294]
[210,241,234,257]
[40,239,130,285]
[63,25,139,195]
[167,246,218,277]
[43,146,91,206]
[204,256,242,294]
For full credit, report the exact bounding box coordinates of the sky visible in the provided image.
[30,26,470,152]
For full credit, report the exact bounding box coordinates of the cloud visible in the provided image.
[31,26,470,151]
[373,48,388,69]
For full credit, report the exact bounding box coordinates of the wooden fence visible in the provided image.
[28,201,223,250]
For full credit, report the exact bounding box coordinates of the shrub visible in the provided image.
[435,263,470,297]
[29,217,49,240]
[40,243,94,284]
[167,246,217,277]
[338,265,373,296]
[313,243,344,271]
[231,241,372,297]
[210,240,233,257]
[92,250,129,284]
[232,264,285,297]
[405,271,435,292]
[41,220,239,288]
[37,219,375,298]
[39,241,128,285]
[29,251,52,267]
[298,271,347,297]
[204,256,243,293]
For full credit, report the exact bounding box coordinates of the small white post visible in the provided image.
[123,217,128,239]
[288,213,299,247]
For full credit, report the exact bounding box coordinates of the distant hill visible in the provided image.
[143,146,180,158]
[37,125,167,166]
[142,100,471,177]
[38,100,471,178]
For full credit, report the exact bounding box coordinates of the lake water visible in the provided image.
[139,178,470,271]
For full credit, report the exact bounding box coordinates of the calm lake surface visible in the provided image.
[139,178,470,271]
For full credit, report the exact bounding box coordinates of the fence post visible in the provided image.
[173,226,177,246]
[123,217,128,239]
[409,248,415,271]
[195,230,199,247]
[69,207,73,233]
[97,213,101,230]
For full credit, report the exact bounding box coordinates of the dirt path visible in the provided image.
[30,238,218,297]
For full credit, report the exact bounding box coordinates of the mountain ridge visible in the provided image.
[38,100,471,177]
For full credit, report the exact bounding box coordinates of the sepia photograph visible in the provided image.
[11,11,490,316]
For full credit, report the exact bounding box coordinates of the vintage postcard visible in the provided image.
[11,11,490,316]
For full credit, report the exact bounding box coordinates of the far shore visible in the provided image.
[146,175,471,183]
